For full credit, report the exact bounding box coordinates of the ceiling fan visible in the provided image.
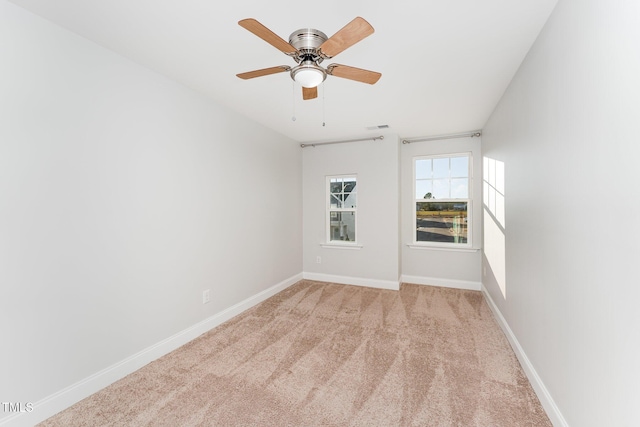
[236,17,382,100]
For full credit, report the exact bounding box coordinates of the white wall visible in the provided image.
[302,134,400,289]
[482,0,640,425]
[400,137,483,290]
[0,1,302,424]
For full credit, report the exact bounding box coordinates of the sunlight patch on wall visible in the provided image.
[483,157,506,298]
[483,157,505,227]
[484,208,506,298]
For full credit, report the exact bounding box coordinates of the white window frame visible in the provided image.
[326,174,358,245]
[413,152,472,249]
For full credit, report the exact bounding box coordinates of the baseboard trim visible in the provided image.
[303,272,400,290]
[1,273,303,427]
[481,284,568,427]
[401,275,481,291]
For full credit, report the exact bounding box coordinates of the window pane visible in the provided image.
[416,202,468,243]
[416,159,431,179]
[339,178,355,196]
[416,180,433,199]
[432,179,449,199]
[451,156,469,178]
[344,193,356,208]
[343,177,356,188]
[343,181,356,208]
[330,181,342,194]
[451,178,468,198]
[330,194,343,208]
[329,211,356,242]
[433,158,449,178]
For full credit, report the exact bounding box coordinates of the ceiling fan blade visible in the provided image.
[319,17,374,58]
[327,64,381,84]
[238,19,297,54]
[302,87,318,100]
[237,66,291,80]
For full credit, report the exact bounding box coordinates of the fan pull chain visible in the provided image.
[291,81,296,121]
[322,82,326,127]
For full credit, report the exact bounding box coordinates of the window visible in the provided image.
[414,154,471,246]
[327,175,357,243]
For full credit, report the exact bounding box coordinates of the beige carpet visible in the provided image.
[39,281,551,426]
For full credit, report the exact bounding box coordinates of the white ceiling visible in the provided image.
[9,0,558,143]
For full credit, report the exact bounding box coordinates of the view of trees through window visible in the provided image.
[415,155,470,244]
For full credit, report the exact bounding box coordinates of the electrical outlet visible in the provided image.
[316,256,321,264]
[202,289,210,304]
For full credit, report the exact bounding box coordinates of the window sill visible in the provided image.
[321,243,363,250]
[406,244,479,253]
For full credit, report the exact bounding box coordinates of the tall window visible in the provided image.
[414,154,471,246]
[327,175,357,243]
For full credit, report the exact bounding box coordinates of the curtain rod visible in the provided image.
[401,130,482,144]
[300,135,384,148]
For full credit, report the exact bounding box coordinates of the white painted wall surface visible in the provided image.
[0,1,302,424]
[482,0,640,425]
[400,137,483,289]
[302,134,400,289]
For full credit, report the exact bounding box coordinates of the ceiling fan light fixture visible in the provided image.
[294,68,324,88]
[291,62,326,88]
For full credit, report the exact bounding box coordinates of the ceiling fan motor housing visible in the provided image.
[288,28,328,59]
[288,28,328,87]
